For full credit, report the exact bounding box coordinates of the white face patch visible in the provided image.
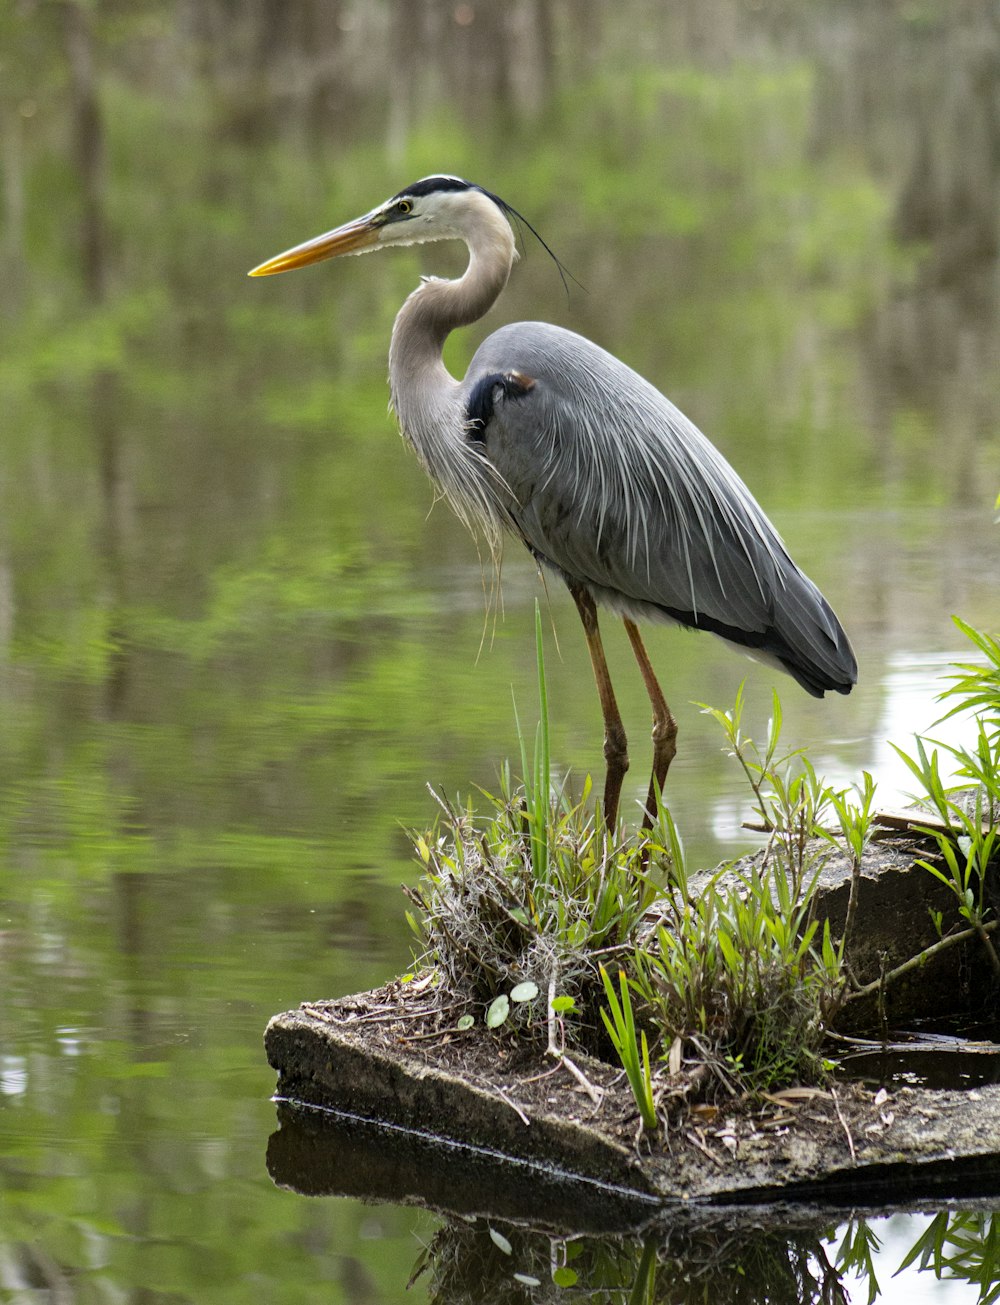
[376,185,505,250]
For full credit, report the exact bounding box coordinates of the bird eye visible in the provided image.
[396,199,412,215]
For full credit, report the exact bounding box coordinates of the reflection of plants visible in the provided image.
[413,1214,844,1305]
[834,1218,882,1305]
[413,1210,1000,1305]
[896,1212,1000,1305]
[412,1217,659,1304]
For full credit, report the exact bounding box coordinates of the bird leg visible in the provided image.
[569,584,629,830]
[623,618,678,829]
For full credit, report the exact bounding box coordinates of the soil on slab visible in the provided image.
[266,976,1000,1207]
[292,976,870,1153]
[266,821,1000,1208]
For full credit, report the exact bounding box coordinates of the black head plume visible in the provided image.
[391,175,473,201]
[392,176,582,298]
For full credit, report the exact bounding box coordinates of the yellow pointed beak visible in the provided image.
[248,215,380,277]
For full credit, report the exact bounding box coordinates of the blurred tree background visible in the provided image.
[1,0,997,865]
[0,1,998,1298]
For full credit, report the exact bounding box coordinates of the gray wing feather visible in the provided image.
[463,321,856,695]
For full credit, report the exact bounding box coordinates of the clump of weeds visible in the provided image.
[405,613,1000,1131]
[404,603,658,1052]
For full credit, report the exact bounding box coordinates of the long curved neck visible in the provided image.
[386,196,515,551]
[388,199,515,437]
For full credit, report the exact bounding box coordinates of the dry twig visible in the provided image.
[830,1087,856,1165]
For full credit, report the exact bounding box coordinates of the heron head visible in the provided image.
[248,176,512,277]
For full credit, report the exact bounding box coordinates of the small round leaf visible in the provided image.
[553,1267,578,1287]
[550,995,576,1014]
[486,995,510,1029]
[510,981,539,1004]
[456,1014,475,1031]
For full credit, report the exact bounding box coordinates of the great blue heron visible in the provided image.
[250,175,857,829]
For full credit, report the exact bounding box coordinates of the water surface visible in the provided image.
[1,2,999,1300]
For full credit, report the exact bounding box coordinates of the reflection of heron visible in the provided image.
[251,176,857,829]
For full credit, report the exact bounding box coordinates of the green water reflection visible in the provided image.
[2,1,999,1299]
[406,1209,1000,1304]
